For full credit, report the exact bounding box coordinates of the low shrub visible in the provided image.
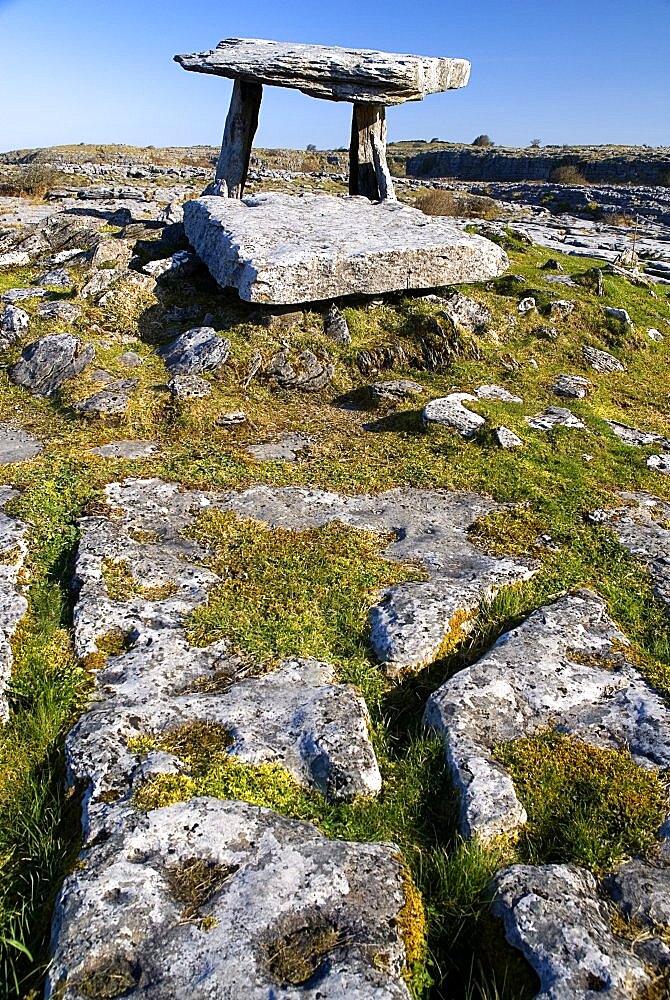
[416,190,499,220]
[549,164,588,185]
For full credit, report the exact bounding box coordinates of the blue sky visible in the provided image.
[0,0,668,152]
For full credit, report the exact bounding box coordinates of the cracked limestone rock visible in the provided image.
[183,193,508,305]
[89,440,157,459]
[491,864,650,1000]
[0,304,29,344]
[605,420,670,450]
[583,345,626,373]
[246,433,313,462]
[0,423,42,464]
[9,334,95,396]
[266,348,333,392]
[474,384,523,404]
[424,589,670,841]
[73,379,137,416]
[168,374,212,399]
[38,301,82,324]
[648,454,670,474]
[494,426,523,449]
[551,374,592,400]
[0,488,29,722]
[158,327,231,376]
[441,291,491,332]
[369,379,424,407]
[423,393,486,438]
[46,798,413,1000]
[526,406,585,431]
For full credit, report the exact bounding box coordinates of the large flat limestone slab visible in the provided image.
[176,37,470,104]
[184,193,508,305]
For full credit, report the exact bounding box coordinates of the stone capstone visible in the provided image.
[424,589,670,841]
[158,327,231,376]
[175,37,471,104]
[0,487,28,722]
[9,334,95,396]
[183,193,508,305]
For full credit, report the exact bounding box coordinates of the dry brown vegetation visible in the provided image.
[416,189,500,220]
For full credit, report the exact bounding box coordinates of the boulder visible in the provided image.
[648,454,670,475]
[551,374,592,400]
[474,384,523,404]
[183,193,508,305]
[10,334,95,396]
[1,287,48,305]
[158,327,231,376]
[423,393,485,438]
[605,420,670,450]
[583,345,625,373]
[73,381,137,416]
[36,267,72,288]
[605,306,634,326]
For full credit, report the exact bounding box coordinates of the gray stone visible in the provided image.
[324,304,351,344]
[1,286,48,304]
[175,37,470,104]
[0,487,28,723]
[117,351,143,368]
[369,379,425,406]
[648,454,670,474]
[80,267,125,300]
[91,239,134,269]
[73,380,137,416]
[474,384,523,404]
[648,328,664,342]
[0,250,31,268]
[142,250,196,278]
[518,296,536,313]
[246,433,313,462]
[424,589,670,841]
[547,299,575,320]
[494,426,523,449]
[266,348,333,392]
[583,345,626,373]
[38,301,82,324]
[217,411,246,427]
[46,798,413,1000]
[551,374,592,400]
[606,306,634,326]
[605,860,670,930]
[90,440,157,459]
[441,291,491,332]
[158,327,231,376]
[0,304,29,344]
[0,423,42,464]
[36,267,72,288]
[9,334,95,396]
[491,864,649,1000]
[606,420,670,450]
[168,374,212,398]
[526,406,585,431]
[183,193,508,305]
[423,393,486,438]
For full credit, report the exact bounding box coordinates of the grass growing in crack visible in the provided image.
[495,731,668,872]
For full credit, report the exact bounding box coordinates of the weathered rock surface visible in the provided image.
[494,426,523,449]
[0,423,42,464]
[246,433,313,462]
[526,406,585,431]
[183,193,508,305]
[0,488,29,722]
[0,304,29,344]
[47,798,413,1000]
[89,440,158,460]
[175,37,470,104]
[369,379,425,407]
[9,334,95,396]
[606,420,670,450]
[1,286,48,304]
[323,304,351,344]
[37,300,82,324]
[168,374,212,398]
[583,345,626,373]
[158,327,231,376]
[551,374,592,399]
[588,493,670,607]
[491,864,649,1000]
[423,393,486,438]
[424,589,670,841]
[73,380,137,416]
[441,291,491,332]
[474,384,523,404]
[37,266,72,288]
[266,348,333,392]
[648,454,670,475]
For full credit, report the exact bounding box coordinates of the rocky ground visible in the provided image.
[1,146,670,999]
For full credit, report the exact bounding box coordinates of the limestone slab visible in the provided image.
[0,488,29,723]
[176,37,470,104]
[183,193,508,305]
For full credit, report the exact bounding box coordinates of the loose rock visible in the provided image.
[266,348,333,392]
[526,406,585,431]
[369,379,424,407]
[9,334,95,396]
[0,304,29,344]
[583,345,626,373]
[494,426,523,449]
[474,384,523,404]
[168,374,212,398]
[0,423,43,464]
[551,374,592,399]
[423,393,486,438]
[441,291,491,332]
[323,304,351,344]
[158,327,231,376]
[246,433,313,462]
[0,488,28,722]
[38,301,81,324]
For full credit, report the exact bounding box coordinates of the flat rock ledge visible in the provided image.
[46,798,413,1000]
[0,487,29,722]
[424,589,670,841]
[183,193,508,305]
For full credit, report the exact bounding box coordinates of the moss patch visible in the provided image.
[262,911,343,986]
[164,857,238,921]
[495,731,668,872]
[101,558,177,602]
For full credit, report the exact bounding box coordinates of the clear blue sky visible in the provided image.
[1,0,668,153]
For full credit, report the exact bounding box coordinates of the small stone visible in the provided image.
[441,291,491,332]
[0,304,29,343]
[533,324,559,341]
[494,426,523,449]
[73,381,136,416]
[91,369,114,384]
[323,304,351,344]
[36,267,72,288]
[526,406,585,431]
[217,411,246,427]
[80,267,125,300]
[1,287,48,305]
[0,423,42,464]
[551,374,592,399]
[540,258,564,271]
[0,251,31,268]
[158,327,231,376]
[648,328,664,342]
[606,421,670,450]
[583,345,626,373]
[474,385,523,404]
[606,306,633,326]
[246,432,313,462]
[117,351,143,368]
[9,334,95,396]
[518,296,536,314]
[266,348,333,392]
[370,379,425,406]
[91,239,134,269]
[38,301,81,324]
[142,250,196,279]
[547,299,575,320]
[90,440,157,459]
[168,374,212,398]
[423,393,486,438]
[648,455,670,474]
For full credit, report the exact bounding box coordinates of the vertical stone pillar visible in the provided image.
[348,103,396,202]
[213,79,263,198]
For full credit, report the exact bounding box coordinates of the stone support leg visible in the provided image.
[212,79,263,198]
[348,103,396,202]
